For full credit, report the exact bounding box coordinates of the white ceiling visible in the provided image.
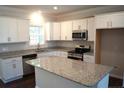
[6,5,103,16]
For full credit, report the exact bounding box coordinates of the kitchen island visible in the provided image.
[26,56,113,88]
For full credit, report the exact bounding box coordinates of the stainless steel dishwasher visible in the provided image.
[22,54,37,75]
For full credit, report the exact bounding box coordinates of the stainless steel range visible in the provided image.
[67,45,91,61]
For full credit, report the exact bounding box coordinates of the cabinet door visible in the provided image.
[61,21,67,40]
[52,22,61,40]
[1,60,16,80]
[80,19,87,30]
[110,13,124,28]
[61,21,72,40]
[8,18,18,42]
[87,18,95,41]
[15,57,23,76]
[17,19,29,42]
[72,20,81,30]
[0,17,9,43]
[1,57,23,80]
[95,15,111,29]
[45,22,52,41]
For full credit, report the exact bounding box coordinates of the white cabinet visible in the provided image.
[95,15,110,29]
[51,22,61,40]
[44,22,61,41]
[0,17,29,43]
[0,57,23,83]
[0,17,9,43]
[61,21,72,40]
[84,54,95,63]
[17,19,29,42]
[38,51,67,58]
[87,17,95,41]
[95,12,124,29]
[72,19,87,31]
[44,22,52,41]
[0,17,18,43]
[110,13,124,28]
[8,18,18,43]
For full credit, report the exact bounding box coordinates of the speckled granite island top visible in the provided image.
[26,56,113,87]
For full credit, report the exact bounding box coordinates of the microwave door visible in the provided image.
[72,33,82,38]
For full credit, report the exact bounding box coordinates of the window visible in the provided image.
[29,26,44,45]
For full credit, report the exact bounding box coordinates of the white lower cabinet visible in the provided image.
[0,57,23,83]
[84,54,95,63]
[38,51,67,58]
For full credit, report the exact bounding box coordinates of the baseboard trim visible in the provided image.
[1,76,23,84]
[35,85,39,88]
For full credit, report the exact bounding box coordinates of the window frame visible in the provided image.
[29,25,45,46]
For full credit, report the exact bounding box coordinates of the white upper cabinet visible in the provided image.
[8,18,18,43]
[44,22,52,41]
[95,14,111,29]
[0,17,9,43]
[110,13,124,28]
[95,12,124,29]
[72,19,87,31]
[17,19,29,42]
[61,21,72,40]
[0,17,29,43]
[87,17,95,41]
[52,22,61,40]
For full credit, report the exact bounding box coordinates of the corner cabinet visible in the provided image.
[95,12,124,29]
[61,21,72,40]
[0,57,23,83]
[0,17,29,43]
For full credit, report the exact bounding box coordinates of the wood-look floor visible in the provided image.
[0,73,123,88]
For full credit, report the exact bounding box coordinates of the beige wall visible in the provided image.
[101,29,124,79]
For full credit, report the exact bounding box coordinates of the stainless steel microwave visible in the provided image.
[72,31,88,40]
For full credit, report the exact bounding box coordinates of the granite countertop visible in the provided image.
[0,47,75,59]
[26,56,113,87]
[84,52,94,56]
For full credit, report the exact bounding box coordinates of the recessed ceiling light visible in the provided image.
[53,6,58,10]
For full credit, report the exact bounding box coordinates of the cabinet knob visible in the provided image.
[13,64,16,69]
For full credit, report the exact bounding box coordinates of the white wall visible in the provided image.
[101,29,124,79]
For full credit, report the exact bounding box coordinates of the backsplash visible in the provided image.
[0,40,94,53]
[0,41,57,53]
[49,40,94,50]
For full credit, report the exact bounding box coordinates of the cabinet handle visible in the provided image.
[107,22,109,28]
[65,36,67,40]
[13,64,16,69]
[8,37,11,41]
[111,21,112,27]
[78,25,81,30]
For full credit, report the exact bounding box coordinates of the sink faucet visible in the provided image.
[36,43,40,51]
